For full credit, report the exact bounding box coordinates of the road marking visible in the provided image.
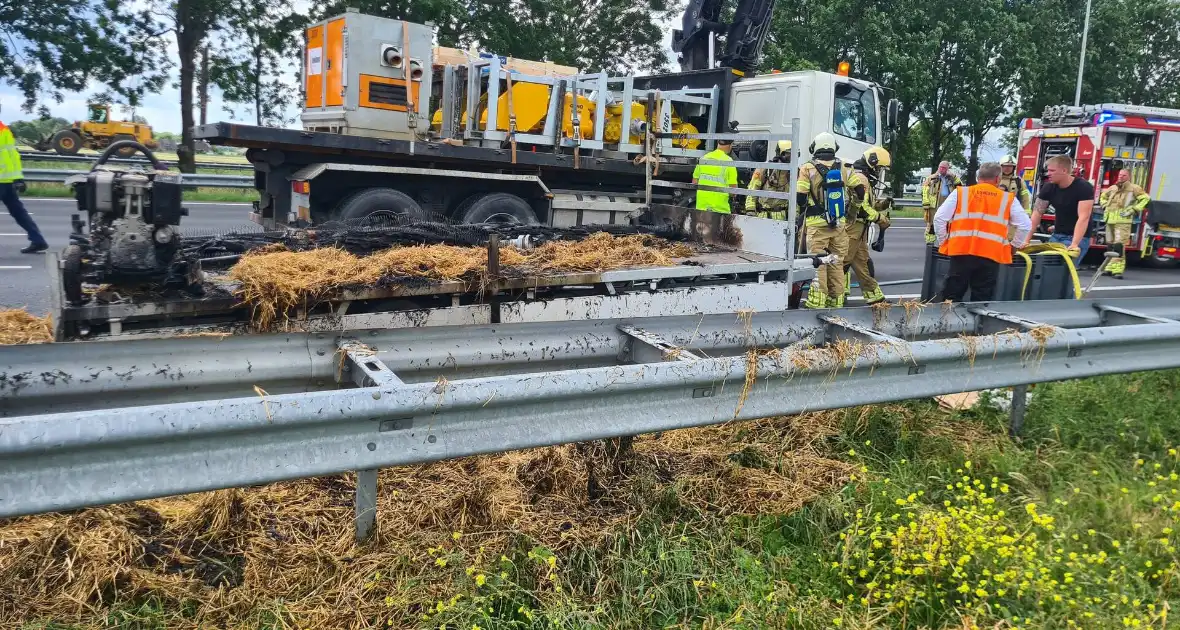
[885,226,926,230]
[0,233,28,236]
[1088,283,1180,292]
[0,266,33,270]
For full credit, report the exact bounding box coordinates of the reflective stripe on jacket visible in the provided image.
[0,123,23,183]
[938,183,1014,264]
[692,149,737,213]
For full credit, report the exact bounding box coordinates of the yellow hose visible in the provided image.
[1016,243,1083,300]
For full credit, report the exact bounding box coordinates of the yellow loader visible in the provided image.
[37,104,158,157]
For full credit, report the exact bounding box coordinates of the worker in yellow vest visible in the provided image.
[797,132,850,308]
[843,146,892,305]
[692,139,737,213]
[922,161,962,244]
[744,140,791,220]
[933,162,1031,301]
[0,108,47,254]
[1099,169,1150,279]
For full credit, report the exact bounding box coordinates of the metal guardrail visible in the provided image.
[18,150,252,170]
[22,168,254,189]
[3,297,1180,539]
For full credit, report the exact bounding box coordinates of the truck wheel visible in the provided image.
[336,187,427,224]
[112,134,137,157]
[62,245,86,306]
[52,130,83,156]
[458,192,539,225]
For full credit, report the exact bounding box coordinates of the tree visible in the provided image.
[952,0,1026,182]
[0,0,166,111]
[211,0,302,126]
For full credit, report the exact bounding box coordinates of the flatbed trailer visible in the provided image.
[49,208,818,341]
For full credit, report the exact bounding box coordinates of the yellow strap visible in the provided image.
[1017,243,1083,300]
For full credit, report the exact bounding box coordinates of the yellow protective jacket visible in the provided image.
[922,172,962,211]
[692,149,737,213]
[744,164,790,213]
[1100,182,1150,225]
[998,174,1031,210]
[0,122,23,183]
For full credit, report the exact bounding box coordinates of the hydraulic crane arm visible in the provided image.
[671,0,778,74]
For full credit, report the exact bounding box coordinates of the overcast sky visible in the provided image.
[1,11,1005,163]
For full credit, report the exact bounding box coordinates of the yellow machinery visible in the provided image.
[429,82,701,149]
[42,104,158,156]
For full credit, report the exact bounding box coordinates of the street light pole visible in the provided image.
[1074,0,1093,106]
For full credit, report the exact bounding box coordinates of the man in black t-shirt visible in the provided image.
[1025,154,1095,260]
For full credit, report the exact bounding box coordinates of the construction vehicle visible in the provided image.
[194,3,899,231]
[36,104,158,157]
[1016,103,1180,267]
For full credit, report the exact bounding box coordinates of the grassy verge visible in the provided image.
[6,369,1179,629]
[890,208,924,219]
[23,182,258,204]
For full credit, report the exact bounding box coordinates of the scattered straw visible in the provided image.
[0,414,853,628]
[0,309,52,345]
[229,234,691,330]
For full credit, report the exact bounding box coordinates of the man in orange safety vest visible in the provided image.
[932,161,1032,302]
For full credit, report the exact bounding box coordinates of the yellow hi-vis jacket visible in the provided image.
[692,149,737,213]
[0,122,23,183]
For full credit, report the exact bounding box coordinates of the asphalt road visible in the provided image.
[3,198,1179,315]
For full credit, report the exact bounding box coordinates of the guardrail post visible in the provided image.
[336,338,408,544]
[355,468,379,542]
[1008,383,1029,437]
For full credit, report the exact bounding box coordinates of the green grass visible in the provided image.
[16,370,1180,629]
[889,207,924,219]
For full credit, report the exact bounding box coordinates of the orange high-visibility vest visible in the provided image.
[939,183,1014,264]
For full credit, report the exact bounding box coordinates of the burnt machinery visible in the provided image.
[62,141,197,305]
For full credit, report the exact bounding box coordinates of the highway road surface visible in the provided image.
[2,197,1179,315]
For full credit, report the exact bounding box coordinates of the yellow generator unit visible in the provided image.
[302,10,433,139]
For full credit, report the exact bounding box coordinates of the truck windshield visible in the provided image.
[833,83,877,144]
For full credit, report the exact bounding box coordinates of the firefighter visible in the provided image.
[843,146,892,305]
[796,132,849,308]
[692,138,738,213]
[1099,169,1150,279]
[0,106,47,254]
[922,161,962,244]
[998,155,1031,209]
[744,140,792,220]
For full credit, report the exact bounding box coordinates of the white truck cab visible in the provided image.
[730,70,898,166]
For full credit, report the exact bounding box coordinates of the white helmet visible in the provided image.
[1000,155,1017,166]
[809,131,839,155]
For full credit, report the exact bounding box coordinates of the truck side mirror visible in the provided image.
[886,99,900,130]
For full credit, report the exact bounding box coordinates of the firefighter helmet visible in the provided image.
[776,140,792,155]
[1000,155,1017,166]
[808,132,838,155]
[863,146,891,169]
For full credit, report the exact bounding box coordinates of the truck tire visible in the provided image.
[52,130,83,156]
[458,192,539,225]
[335,187,427,224]
[62,245,86,306]
[112,134,137,157]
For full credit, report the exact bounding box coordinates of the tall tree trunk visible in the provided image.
[930,118,944,170]
[253,44,263,127]
[199,45,210,126]
[966,125,986,185]
[177,0,198,174]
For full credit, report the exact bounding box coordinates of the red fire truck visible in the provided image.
[1016,103,1180,266]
